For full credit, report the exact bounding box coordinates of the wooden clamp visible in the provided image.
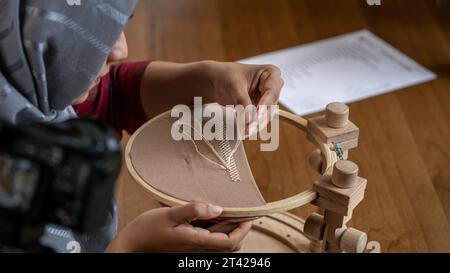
[305,102,368,253]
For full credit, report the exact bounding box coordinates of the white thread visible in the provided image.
[215,121,241,182]
[175,119,242,182]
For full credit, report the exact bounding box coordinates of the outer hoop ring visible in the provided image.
[125,109,338,218]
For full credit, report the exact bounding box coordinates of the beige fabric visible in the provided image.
[129,108,266,208]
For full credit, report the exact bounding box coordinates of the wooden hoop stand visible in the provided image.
[126,102,369,253]
[238,212,310,253]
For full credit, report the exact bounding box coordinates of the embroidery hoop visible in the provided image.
[125,109,338,219]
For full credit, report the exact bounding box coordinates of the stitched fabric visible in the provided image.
[130,107,266,208]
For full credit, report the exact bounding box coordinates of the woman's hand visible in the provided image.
[140,61,284,121]
[206,62,284,110]
[203,62,283,136]
[106,203,252,253]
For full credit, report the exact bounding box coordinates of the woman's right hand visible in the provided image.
[106,203,252,253]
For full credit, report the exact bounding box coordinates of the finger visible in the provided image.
[235,91,255,124]
[258,89,279,107]
[168,203,223,225]
[234,242,243,253]
[177,221,253,252]
[257,69,284,107]
[255,106,269,134]
[205,221,252,252]
[175,224,236,252]
[228,221,253,246]
[249,88,262,105]
[194,226,212,236]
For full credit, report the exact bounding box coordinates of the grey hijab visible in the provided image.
[0,0,138,125]
[0,0,138,252]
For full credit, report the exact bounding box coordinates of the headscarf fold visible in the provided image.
[0,0,138,125]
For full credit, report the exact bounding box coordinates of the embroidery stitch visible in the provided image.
[175,118,242,182]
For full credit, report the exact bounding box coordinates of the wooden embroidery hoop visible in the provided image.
[126,102,369,252]
[126,109,336,219]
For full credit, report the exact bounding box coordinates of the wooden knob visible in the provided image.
[309,239,323,253]
[335,226,348,239]
[326,102,349,128]
[308,149,323,173]
[304,213,324,240]
[323,226,349,253]
[339,228,368,253]
[332,160,359,188]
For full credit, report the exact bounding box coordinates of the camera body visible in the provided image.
[0,118,121,250]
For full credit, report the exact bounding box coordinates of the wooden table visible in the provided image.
[118,0,450,252]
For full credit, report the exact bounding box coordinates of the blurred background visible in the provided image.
[118,0,450,252]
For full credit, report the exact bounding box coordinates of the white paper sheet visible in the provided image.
[239,29,436,115]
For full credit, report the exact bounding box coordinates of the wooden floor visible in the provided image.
[118,0,450,252]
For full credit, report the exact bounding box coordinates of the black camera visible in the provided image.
[0,118,121,251]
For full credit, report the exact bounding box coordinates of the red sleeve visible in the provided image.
[73,61,150,138]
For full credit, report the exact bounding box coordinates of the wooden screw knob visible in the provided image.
[339,228,368,253]
[332,160,359,188]
[324,226,348,253]
[304,213,324,240]
[308,149,323,174]
[326,102,349,128]
[309,239,323,253]
[335,225,348,239]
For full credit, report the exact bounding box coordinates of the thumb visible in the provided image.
[168,203,223,225]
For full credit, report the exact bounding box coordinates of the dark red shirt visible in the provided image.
[73,61,150,138]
